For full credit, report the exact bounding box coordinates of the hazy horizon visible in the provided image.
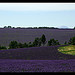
[0,3,75,28]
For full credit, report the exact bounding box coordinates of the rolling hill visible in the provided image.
[0,45,75,60]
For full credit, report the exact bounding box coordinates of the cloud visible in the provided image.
[0,3,75,11]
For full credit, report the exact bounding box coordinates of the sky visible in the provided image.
[0,3,75,28]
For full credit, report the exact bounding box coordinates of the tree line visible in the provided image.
[0,34,75,50]
[3,26,75,29]
[3,26,58,29]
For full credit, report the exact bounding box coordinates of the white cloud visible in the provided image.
[0,3,75,11]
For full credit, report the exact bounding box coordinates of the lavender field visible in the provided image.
[0,59,75,72]
[0,28,75,46]
[0,45,75,72]
[0,28,75,72]
[0,45,75,60]
[1,3,75,72]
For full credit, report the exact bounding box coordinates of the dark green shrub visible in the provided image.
[9,41,18,49]
[0,45,7,50]
[40,34,46,46]
[23,42,28,48]
[64,41,67,45]
[28,42,33,47]
[68,36,75,45]
[18,43,24,48]
[48,38,60,46]
[32,37,41,47]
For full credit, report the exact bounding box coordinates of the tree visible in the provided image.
[74,27,75,29]
[12,27,15,28]
[32,37,41,47]
[32,38,39,47]
[8,26,12,28]
[0,45,7,50]
[68,36,75,45]
[9,41,18,49]
[48,38,60,46]
[18,43,23,48]
[40,34,46,46]
[28,42,33,47]
[38,38,42,47]
[23,42,28,48]
[55,40,60,45]
[4,26,7,28]
[64,41,67,45]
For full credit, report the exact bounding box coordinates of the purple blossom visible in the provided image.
[0,59,75,72]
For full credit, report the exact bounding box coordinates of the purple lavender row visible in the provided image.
[0,59,75,72]
[0,45,75,60]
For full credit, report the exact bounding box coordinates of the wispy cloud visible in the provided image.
[0,3,75,11]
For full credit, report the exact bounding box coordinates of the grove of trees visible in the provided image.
[48,39,60,46]
[3,26,58,29]
[0,34,75,50]
[8,34,46,49]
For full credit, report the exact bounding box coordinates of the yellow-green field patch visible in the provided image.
[58,45,75,55]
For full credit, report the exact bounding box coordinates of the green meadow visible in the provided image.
[58,45,75,55]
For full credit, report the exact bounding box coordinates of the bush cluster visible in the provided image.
[68,36,75,45]
[0,34,75,50]
[8,34,46,49]
[48,39,60,46]
[8,35,75,49]
[0,45,7,50]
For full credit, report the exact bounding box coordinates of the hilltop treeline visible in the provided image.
[3,26,58,29]
[0,34,75,50]
[2,26,75,29]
